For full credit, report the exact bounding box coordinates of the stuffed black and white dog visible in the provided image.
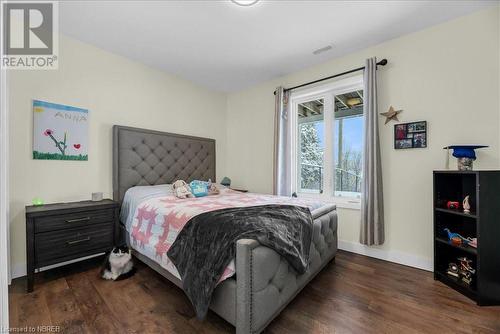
[101,246,136,281]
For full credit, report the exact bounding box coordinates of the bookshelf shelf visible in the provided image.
[434,207,477,219]
[435,237,477,255]
[435,271,477,301]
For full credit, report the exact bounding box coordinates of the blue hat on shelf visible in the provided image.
[443,145,488,160]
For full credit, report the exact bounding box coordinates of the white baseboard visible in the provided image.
[338,240,433,272]
[10,253,105,282]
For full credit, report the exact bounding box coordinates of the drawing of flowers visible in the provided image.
[43,129,68,156]
[33,100,88,161]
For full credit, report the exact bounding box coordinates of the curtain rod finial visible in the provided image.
[378,59,388,66]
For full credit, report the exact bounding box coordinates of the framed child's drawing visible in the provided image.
[33,100,89,160]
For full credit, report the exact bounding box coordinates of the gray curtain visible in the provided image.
[360,57,385,246]
[273,87,292,196]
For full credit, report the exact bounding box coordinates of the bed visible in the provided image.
[113,125,338,334]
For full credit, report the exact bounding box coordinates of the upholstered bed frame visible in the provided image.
[113,125,338,334]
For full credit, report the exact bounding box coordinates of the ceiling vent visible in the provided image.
[312,45,333,55]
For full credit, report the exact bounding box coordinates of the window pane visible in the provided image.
[298,99,324,193]
[333,91,363,198]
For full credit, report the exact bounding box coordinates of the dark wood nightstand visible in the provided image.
[25,199,120,292]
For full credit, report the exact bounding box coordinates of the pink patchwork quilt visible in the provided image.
[127,187,326,283]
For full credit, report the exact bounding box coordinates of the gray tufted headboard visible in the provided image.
[113,125,216,203]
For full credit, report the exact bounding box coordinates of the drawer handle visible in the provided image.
[66,217,91,223]
[66,237,91,245]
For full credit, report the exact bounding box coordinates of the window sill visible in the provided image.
[296,193,361,210]
[335,201,361,210]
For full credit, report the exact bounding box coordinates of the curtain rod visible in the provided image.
[274,58,388,95]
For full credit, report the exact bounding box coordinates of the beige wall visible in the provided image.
[8,7,500,276]
[226,7,500,268]
[8,35,227,276]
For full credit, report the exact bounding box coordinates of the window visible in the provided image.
[333,92,363,198]
[298,99,324,193]
[291,76,363,206]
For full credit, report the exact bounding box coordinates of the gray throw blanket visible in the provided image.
[167,204,313,319]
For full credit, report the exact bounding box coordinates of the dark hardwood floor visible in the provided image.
[9,250,500,334]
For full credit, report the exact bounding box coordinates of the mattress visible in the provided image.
[120,185,334,283]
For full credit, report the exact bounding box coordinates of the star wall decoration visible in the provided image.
[380,106,402,124]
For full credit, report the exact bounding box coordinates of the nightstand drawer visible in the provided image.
[34,209,114,233]
[35,223,113,266]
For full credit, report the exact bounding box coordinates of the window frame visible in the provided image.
[295,94,329,195]
[290,75,364,210]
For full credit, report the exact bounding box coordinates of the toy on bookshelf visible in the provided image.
[458,257,475,275]
[443,228,470,246]
[467,238,477,248]
[463,195,471,213]
[461,271,473,285]
[446,263,459,278]
[447,257,476,285]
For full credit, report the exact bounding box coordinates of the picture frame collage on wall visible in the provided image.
[394,121,427,149]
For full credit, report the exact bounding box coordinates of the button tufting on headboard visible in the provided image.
[113,125,216,203]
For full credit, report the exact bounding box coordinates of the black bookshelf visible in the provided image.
[433,170,500,305]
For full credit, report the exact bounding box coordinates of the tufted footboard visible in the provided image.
[235,207,338,334]
[126,206,337,334]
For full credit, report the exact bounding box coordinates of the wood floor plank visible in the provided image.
[9,250,500,334]
[12,287,52,329]
[42,278,92,334]
[90,269,163,333]
[65,271,125,334]
[8,282,20,329]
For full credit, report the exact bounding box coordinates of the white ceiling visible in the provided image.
[60,0,497,92]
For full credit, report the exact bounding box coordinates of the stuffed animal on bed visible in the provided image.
[173,180,194,199]
[189,179,220,197]
[208,182,219,196]
[189,180,209,197]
